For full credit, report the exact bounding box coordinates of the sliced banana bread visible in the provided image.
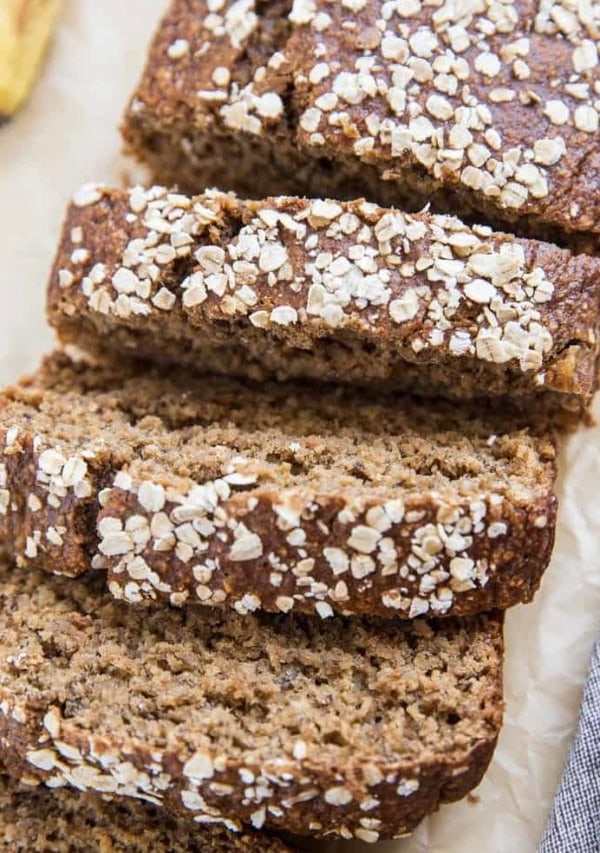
[0,351,557,620]
[122,0,600,251]
[48,186,600,416]
[0,562,504,842]
[0,773,291,851]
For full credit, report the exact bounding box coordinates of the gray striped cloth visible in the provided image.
[540,635,600,852]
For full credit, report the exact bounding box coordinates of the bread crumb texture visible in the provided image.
[123,0,600,248]
[0,352,556,620]
[0,562,503,841]
[48,186,600,413]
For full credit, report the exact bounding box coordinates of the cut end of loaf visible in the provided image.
[0,561,504,841]
[47,185,600,420]
[0,351,556,620]
[0,772,291,852]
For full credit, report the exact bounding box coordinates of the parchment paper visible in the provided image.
[1,2,599,850]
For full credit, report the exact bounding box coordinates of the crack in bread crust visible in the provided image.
[122,0,600,251]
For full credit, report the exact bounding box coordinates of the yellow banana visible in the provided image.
[0,0,62,120]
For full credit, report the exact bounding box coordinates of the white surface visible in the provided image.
[1,3,599,851]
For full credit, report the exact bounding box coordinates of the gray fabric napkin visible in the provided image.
[540,635,600,852]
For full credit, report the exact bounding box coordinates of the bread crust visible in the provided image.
[0,773,291,851]
[122,0,600,250]
[47,186,600,417]
[0,352,557,621]
[0,563,504,842]
[1,728,499,843]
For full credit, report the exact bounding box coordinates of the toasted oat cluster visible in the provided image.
[48,185,600,414]
[123,0,600,248]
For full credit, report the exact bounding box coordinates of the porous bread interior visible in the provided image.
[0,562,502,767]
[0,354,553,503]
[134,118,596,253]
[53,287,591,419]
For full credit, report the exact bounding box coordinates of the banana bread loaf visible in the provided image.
[0,561,504,842]
[122,0,600,251]
[0,351,557,620]
[48,185,600,417]
[0,773,291,851]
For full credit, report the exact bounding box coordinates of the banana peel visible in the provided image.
[0,0,62,121]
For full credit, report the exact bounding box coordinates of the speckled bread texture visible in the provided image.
[122,0,600,250]
[0,562,504,842]
[47,185,600,416]
[0,351,557,621]
[0,773,291,852]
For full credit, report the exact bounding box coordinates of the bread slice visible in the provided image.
[0,351,556,620]
[48,185,600,418]
[122,0,600,251]
[0,773,291,852]
[0,562,503,842]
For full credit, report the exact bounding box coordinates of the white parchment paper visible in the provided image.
[1,2,599,850]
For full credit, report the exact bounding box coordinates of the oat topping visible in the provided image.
[0,353,557,625]
[0,562,502,846]
[9,697,421,843]
[60,185,562,377]
[94,457,515,621]
[289,0,600,211]
[72,183,105,208]
[151,0,600,230]
[0,435,95,532]
[167,38,191,60]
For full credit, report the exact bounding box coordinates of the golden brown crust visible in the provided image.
[122,0,600,250]
[47,186,600,416]
[0,351,557,621]
[0,562,504,842]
